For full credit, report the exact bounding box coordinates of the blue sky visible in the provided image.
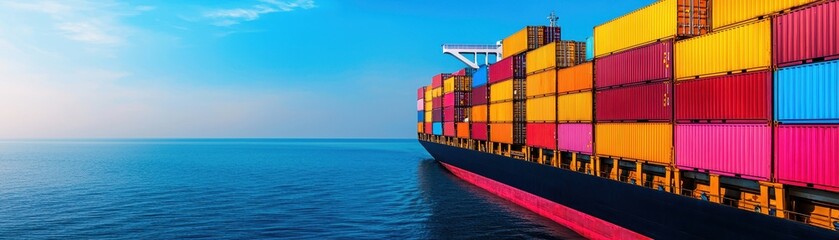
[0,0,654,138]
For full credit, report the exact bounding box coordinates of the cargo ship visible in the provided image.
[417,1,839,239]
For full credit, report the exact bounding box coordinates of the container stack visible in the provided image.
[488,54,522,145]
[524,40,586,150]
[424,86,433,135]
[471,65,489,141]
[772,0,839,193]
[593,0,708,182]
[556,62,594,155]
[417,86,425,133]
[430,73,450,136]
[443,71,472,139]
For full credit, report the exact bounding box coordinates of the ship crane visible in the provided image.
[441,43,502,69]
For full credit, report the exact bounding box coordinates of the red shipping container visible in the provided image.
[472,122,488,140]
[444,122,456,137]
[595,40,673,89]
[424,123,432,134]
[526,123,557,149]
[443,92,471,107]
[775,125,839,192]
[432,108,443,122]
[489,56,513,83]
[443,107,468,122]
[417,87,425,100]
[472,85,488,105]
[675,71,771,122]
[675,124,771,181]
[774,0,839,67]
[596,82,672,122]
[432,73,450,89]
[453,68,475,77]
[432,97,442,109]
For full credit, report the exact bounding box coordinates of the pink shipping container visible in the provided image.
[444,122,456,137]
[557,123,592,154]
[675,71,771,122]
[595,40,673,89]
[431,74,450,89]
[675,124,771,180]
[424,123,432,134]
[443,92,471,107]
[432,97,442,109]
[417,99,424,111]
[526,123,556,149]
[596,82,672,122]
[774,0,839,67]
[472,122,488,140]
[775,125,839,191]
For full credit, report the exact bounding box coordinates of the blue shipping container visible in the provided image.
[586,36,594,61]
[472,65,488,87]
[775,59,839,123]
[418,111,424,122]
[432,122,443,135]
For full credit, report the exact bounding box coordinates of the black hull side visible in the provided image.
[419,140,839,240]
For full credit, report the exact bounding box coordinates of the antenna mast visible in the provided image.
[548,11,559,27]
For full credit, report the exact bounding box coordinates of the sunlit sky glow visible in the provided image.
[0,0,653,138]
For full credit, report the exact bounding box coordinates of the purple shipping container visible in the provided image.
[472,85,488,105]
[675,71,771,122]
[557,123,592,154]
[443,92,471,108]
[776,125,839,192]
[432,108,443,122]
[596,82,672,122]
[774,0,839,67]
[675,124,771,180]
[595,40,673,89]
[472,122,488,140]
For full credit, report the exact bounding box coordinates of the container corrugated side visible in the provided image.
[489,56,513,83]
[443,92,471,108]
[775,60,839,123]
[472,65,489,87]
[502,26,549,57]
[675,19,771,80]
[444,122,456,137]
[526,41,586,74]
[774,0,839,67]
[526,69,556,97]
[557,123,593,154]
[424,86,432,101]
[471,122,488,140]
[443,107,468,122]
[712,0,818,30]
[557,62,593,94]
[432,122,443,135]
[456,123,470,138]
[490,123,513,144]
[594,0,708,57]
[472,85,488,105]
[675,124,771,180]
[595,40,673,89]
[489,102,513,122]
[425,101,432,113]
[471,105,487,122]
[526,96,556,122]
[675,71,771,122]
[417,87,424,100]
[490,79,514,102]
[432,108,442,122]
[431,74,450,89]
[526,123,556,149]
[424,110,432,123]
[595,123,672,164]
[596,82,671,122]
[557,91,593,122]
[776,125,839,191]
[443,76,472,94]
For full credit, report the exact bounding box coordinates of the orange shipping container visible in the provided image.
[526,70,557,97]
[526,96,557,122]
[472,105,488,122]
[595,123,673,165]
[489,102,513,122]
[490,123,513,144]
[456,123,470,138]
[557,62,593,94]
[490,79,514,102]
[417,123,424,133]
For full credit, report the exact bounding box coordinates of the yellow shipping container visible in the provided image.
[424,110,432,123]
[594,0,708,57]
[526,70,557,97]
[675,19,771,80]
[489,102,513,122]
[424,86,432,100]
[502,26,545,57]
[443,76,471,93]
[526,41,585,74]
[424,101,432,112]
[711,0,817,30]
[595,123,673,165]
[432,87,442,98]
[557,91,592,122]
[490,79,514,102]
[526,96,556,122]
[472,105,488,122]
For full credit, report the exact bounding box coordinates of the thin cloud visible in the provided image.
[204,0,316,27]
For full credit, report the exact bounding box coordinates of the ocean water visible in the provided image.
[0,139,582,239]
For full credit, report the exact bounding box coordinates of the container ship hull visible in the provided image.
[419,140,839,240]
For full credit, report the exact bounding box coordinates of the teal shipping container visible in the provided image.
[586,36,594,61]
[775,59,839,123]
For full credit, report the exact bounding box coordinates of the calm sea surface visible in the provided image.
[0,139,582,239]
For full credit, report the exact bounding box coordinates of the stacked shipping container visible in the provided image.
[443,72,472,138]
[488,54,526,144]
[431,73,450,136]
[471,65,489,140]
[557,62,594,154]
